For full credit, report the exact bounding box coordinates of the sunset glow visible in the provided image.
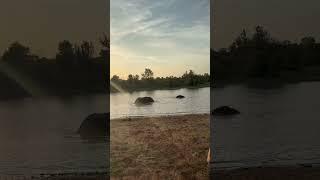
[110,0,210,79]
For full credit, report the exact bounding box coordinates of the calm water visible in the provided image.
[0,94,108,175]
[211,81,320,170]
[110,87,210,119]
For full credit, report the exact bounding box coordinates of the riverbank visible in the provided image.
[213,72,320,89]
[210,166,320,180]
[111,83,210,93]
[110,114,210,179]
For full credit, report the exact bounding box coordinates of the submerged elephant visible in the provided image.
[135,97,154,105]
[212,106,240,116]
[176,95,185,99]
[77,113,109,139]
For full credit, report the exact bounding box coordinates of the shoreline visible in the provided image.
[210,166,320,180]
[110,84,210,93]
[111,114,210,179]
[0,172,108,180]
[213,77,320,89]
[111,112,210,121]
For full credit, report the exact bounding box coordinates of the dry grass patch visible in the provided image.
[111,114,210,179]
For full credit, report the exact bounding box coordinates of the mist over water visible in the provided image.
[211,82,320,170]
[0,94,108,175]
[110,87,210,119]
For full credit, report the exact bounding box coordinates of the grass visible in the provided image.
[110,114,210,179]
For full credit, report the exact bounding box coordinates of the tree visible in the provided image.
[100,33,110,49]
[231,29,249,50]
[2,42,30,63]
[141,68,154,80]
[187,70,195,86]
[182,70,197,86]
[132,74,140,86]
[111,75,120,82]
[252,26,271,48]
[300,36,317,66]
[75,41,95,63]
[128,74,134,84]
[82,41,95,59]
[99,34,110,60]
[134,75,140,81]
[56,40,75,68]
[301,36,316,47]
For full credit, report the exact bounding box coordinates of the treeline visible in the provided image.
[0,35,109,99]
[212,26,320,84]
[110,68,210,92]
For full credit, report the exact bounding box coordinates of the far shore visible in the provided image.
[110,114,210,179]
[213,75,320,89]
[110,83,210,93]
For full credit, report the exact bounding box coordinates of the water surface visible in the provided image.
[110,87,210,119]
[211,81,320,170]
[0,94,108,175]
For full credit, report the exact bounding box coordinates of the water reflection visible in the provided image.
[110,87,210,119]
[211,82,320,170]
[0,94,108,175]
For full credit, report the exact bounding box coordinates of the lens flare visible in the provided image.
[110,81,126,93]
[0,62,46,97]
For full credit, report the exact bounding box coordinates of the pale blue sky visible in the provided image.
[111,0,210,79]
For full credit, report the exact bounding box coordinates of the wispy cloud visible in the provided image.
[111,0,209,78]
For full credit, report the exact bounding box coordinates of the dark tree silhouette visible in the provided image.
[0,35,109,99]
[301,37,316,47]
[99,34,110,59]
[56,40,75,68]
[127,74,134,84]
[100,33,110,49]
[111,75,120,82]
[141,68,154,80]
[2,42,30,63]
[134,75,140,81]
[212,25,320,85]
[76,41,95,62]
[110,68,210,93]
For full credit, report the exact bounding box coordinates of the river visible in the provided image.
[0,94,108,175]
[211,81,320,170]
[110,87,210,119]
[0,87,211,175]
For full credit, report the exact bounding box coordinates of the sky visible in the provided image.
[111,0,210,79]
[212,0,320,50]
[0,0,109,58]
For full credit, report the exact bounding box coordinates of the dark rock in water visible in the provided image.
[212,106,240,116]
[135,97,154,105]
[77,113,109,139]
[176,95,185,99]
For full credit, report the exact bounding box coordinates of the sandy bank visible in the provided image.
[110,114,210,179]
